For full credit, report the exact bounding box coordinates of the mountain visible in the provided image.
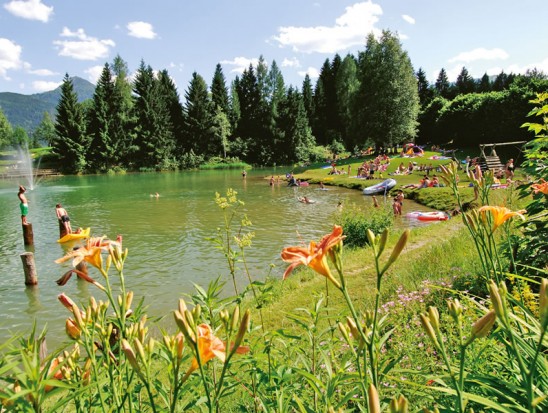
[0,76,95,133]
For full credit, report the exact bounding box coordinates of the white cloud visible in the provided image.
[4,0,53,22]
[169,62,184,72]
[273,1,382,54]
[0,38,23,79]
[32,80,61,92]
[506,57,548,76]
[220,57,259,74]
[449,47,509,63]
[402,14,415,24]
[84,65,103,84]
[127,21,157,39]
[28,68,57,76]
[298,67,320,79]
[281,57,300,68]
[398,33,408,40]
[53,27,115,60]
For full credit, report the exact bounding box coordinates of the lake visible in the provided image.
[0,168,434,345]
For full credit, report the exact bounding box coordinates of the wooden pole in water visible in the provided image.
[59,220,67,239]
[20,251,38,285]
[22,223,34,246]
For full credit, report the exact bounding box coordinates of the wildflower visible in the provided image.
[478,206,526,233]
[531,179,548,195]
[56,269,105,290]
[281,225,345,289]
[186,324,249,375]
[56,236,121,270]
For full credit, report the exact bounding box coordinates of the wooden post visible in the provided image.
[20,251,38,285]
[22,223,34,246]
[59,220,67,239]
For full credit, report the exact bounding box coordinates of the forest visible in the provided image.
[1,29,547,173]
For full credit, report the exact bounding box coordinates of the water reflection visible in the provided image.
[0,169,436,345]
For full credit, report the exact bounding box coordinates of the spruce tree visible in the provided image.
[434,68,451,98]
[183,72,214,157]
[132,61,175,169]
[211,63,230,114]
[111,55,137,167]
[87,63,117,171]
[455,66,476,95]
[478,73,491,93]
[301,75,315,130]
[276,86,315,164]
[53,74,89,173]
[416,67,433,107]
[157,69,185,155]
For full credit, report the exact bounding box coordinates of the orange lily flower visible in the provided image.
[478,206,527,232]
[187,324,249,375]
[531,179,548,195]
[55,236,119,270]
[281,225,344,289]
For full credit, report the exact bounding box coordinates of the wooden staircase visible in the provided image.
[481,155,504,172]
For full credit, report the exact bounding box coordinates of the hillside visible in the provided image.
[0,76,95,133]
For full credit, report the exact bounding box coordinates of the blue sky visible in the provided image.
[1,0,547,95]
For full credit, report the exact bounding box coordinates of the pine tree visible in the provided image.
[353,30,419,148]
[53,74,89,173]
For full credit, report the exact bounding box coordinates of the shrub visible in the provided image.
[335,202,393,248]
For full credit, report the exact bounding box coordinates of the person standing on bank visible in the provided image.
[56,203,73,234]
[18,185,29,225]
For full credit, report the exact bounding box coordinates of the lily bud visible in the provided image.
[471,310,496,340]
[428,307,440,333]
[231,306,240,332]
[126,291,134,310]
[383,230,410,273]
[175,332,184,359]
[192,304,201,321]
[134,338,146,361]
[65,318,81,340]
[367,384,381,413]
[178,299,187,315]
[338,322,351,344]
[58,293,76,311]
[72,303,84,328]
[232,309,250,352]
[366,229,376,247]
[540,278,548,331]
[389,394,409,413]
[121,339,140,372]
[488,280,506,321]
[447,299,463,323]
[378,229,389,258]
[420,313,440,350]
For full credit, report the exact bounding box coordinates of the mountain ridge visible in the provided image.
[0,76,95,132]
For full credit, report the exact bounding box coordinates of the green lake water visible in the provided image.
[0,168,435,346]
